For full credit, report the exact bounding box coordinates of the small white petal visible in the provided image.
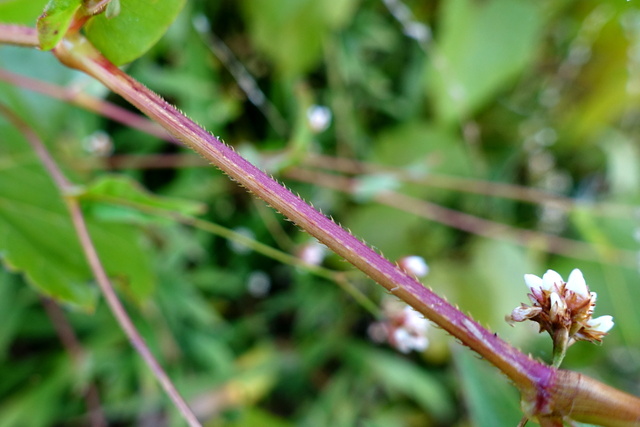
[588,315,615,333]
[590,292,597,302]
[566,268,589,297]
[410,335,429,352]
[402,307,429,333]
[542,270,564,290]
[524,274,544,291]
[393,329,412,353]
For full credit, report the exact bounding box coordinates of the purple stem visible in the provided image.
[53,32,552,397]
[3,24,640,425]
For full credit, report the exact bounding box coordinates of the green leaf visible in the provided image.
[370,122,472,174]
[0,0,49,25]
[454,347,523,427]
[0,126,97,309]
[36,0,82,51]
[0,125,156,309]
[84,0,187,65]
[428,0,542,123]
[79,174,206,224]
[351,345,455,423]
[240,0,359,76]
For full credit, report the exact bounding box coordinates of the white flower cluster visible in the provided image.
[508,269,614,345]
[369,299,430,354]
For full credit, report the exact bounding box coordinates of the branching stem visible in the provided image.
[52,30,548,395]
[0,102,202,427]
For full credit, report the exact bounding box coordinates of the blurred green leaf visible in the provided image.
[600,130,640,197]
[298,370,360,427]
[454,347,522,427]
[370,122,472,174]
[240,0,360,76]
[0,125,155,309]
[0,358,74,427]
[0,127,97,308]
[0,0,49,25]
[467,239,538,342]
[80,174,206,223]
[84,0,186,65]
[351,345,455,423]
[429,0,542,123]
[219,407,292,427]
[36,0,82,51]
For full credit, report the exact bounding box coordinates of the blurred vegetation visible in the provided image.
[1,0,640,426]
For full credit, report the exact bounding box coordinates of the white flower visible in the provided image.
[393,328,429,354]
[369,298,430,354]
[297,241,326,266]
[508,268,614,345]
[402,306,429,333]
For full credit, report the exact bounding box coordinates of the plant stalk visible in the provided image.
[53,29,547,397]
[2,24,640,425]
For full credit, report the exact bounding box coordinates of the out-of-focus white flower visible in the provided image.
[368,299,430,354]
[507,269,614,345]
[393,328,428,354]
[83,131,113,157]
[398,255,429,278]
[306,105,332,133]
[297,241,327,266]
[247,270,270,297]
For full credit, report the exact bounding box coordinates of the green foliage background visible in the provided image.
[1,0,640,425]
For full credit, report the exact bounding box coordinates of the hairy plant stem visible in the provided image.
[2,24,640,425]
[47,31,640,426]
[53,29,549,405]
[0,102,202,427]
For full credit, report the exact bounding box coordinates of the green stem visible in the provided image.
[552,329,569,368]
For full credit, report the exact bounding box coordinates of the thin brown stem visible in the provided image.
[302,154,637,219]
[284,168,636,267]
[0,103,202,427]
[0,68,175,142]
